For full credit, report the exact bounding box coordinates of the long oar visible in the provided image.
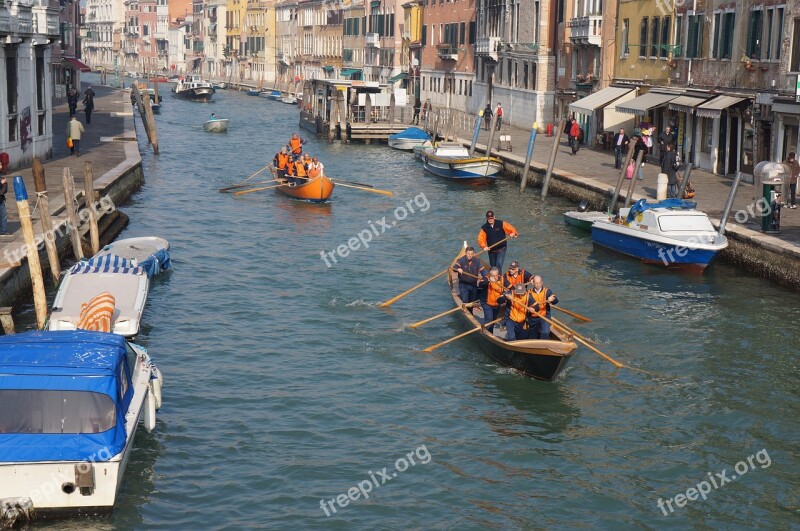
[219,179,279,192]
[410,303,478,329]
[380,237,510,308]
[537,313,624,369]
[219,163,272,192]
[332,181,394,196]
[551,316,596,346]
[552,305,592,323]
[422,318,503,352]
[232,183,286,196]
[333,178,375,188]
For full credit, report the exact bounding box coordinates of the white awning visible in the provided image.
[695,95,747,119]
[614,92,679,115]
[668,95,710,113]
[569,86,635,115]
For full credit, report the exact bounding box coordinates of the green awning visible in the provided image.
[340,68,362,77]
[370,0,380,7]
[388,72,408,83]
[322,66,334,72]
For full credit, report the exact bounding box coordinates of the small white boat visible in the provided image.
[422,142,504,183]
[282,95,298,105]
[97,236,170,263]
[564,210,609,231]
[211,81,226,89]
[412,142,434,161]
[388,127,432,151]
[591,199,729,272]
[0,330,163,525]
[203,118,229,133]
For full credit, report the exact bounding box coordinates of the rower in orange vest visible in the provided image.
[273,147,291,181]
[527,275,558,339]
[502,261,533,289]
[477,267,504,333]
[497,283,537,340]
[292,156,308,185]
[287,133,306,156]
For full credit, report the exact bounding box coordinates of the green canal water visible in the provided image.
[15,77,800,528]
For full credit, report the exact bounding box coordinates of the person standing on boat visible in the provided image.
[287,133,306,157]
[273,147,291,181]
[498,283,536,340]
[477,210,518,272]
[528,276,558,340]
[502,261,532,289]
[453,246,485,304]
[477,267,503,333]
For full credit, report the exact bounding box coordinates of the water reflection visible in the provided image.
[271,194,332,231]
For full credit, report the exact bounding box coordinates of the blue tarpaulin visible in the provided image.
[0,331,133,463]
[627,198,698,223]
[389,127,431,141]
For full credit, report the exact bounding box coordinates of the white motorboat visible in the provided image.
[388,127,432,151]
[172,74,215,101]
[96,236,170,263]
[591,199,729,272]
[203,118,229,133]
[0,330,163,525]
[282,94,298,105]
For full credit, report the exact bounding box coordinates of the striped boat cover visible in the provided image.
[69,254,144,275]
[76,292,116,333]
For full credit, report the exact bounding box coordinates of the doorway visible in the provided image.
[728,116,739,175]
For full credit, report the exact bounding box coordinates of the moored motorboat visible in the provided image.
[564,210,609,231]
[270,167,334,203]
[423,143,503,183]
[267,90,282,100]
[413,142,434,161]
[591,199,728,272]
[203,118,229,133]
[282,94,298,105]
[388,127,432,151]
[171,74,215,101]
[445,244,577,381]
[0,330,163,525]
[95,236,171,277]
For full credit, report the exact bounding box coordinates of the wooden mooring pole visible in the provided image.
[142,91,159,154]
[32,157,61,283]
[0,307,14,335]
[83,161,100,255]
[519,122,539,193]
[624,150,646,208]
[11,177,48,329]
[62,167,84,261]
[610,142,636,213]
[541,120,565,199]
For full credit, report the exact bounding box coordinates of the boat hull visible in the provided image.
[172,87,215,101]
[424,156,503,182]
[563,211,608,231]
[203,119,229,133]
[272,170,335,202]
[389,138,431,151]
[591,223,723,271]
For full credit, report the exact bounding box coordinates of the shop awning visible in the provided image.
[614,91,679,115]
[340,68,362,77]
[695,95,747,119]
[668,95,710,113]
[772,102,800,114]
[569,86,634,115]
[388,72,408,83]
[64,57,91,72]
[322,66,334,72]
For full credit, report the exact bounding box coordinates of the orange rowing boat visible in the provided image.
[270,167,335,202]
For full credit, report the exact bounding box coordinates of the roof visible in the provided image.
[614,91,679,115]
[695,95,748,119]
[569,86,634,115]
[0,330,127,376]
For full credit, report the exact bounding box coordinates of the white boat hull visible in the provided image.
[203,119,229,133]
[388,138,431,151]
[423,157,504,181]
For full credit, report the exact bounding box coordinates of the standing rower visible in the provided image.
[477,210,518,272]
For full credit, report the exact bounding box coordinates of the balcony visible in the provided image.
[437,44,458,60]
[476,36,500,61]
[568,15,602,46]
[126,26,139,36]
[366,33,379,47]
[124,46,139,54]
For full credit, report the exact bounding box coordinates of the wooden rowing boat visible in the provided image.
[270,166,335,203]
[447,243,577,381]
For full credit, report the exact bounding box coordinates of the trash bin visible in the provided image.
[753,161,786,233]
[547,123,553,137]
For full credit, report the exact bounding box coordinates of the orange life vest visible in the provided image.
[289,137,303,154]
[294,161,307,177]
[508,293,532,323]
[308,165,320,178]
[530,287,549,317]
[485,279,504,307]
[503,269,528,288]
[277,152,290,169]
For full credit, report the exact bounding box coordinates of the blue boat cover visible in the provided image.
[389,127,431,141]
[138,248,171,278]
[0,331,134,463]
[627,198,699,223]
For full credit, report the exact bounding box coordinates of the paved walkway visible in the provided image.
[0,83,136,270]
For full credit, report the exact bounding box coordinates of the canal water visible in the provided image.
[16,77,800,528]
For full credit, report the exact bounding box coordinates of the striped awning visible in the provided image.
[569,86,634,115]
[668,95,710,113]
[695,95,748,119]
[614,92,679,115]
[69,255,144,276]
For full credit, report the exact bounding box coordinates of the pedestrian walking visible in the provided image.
[565,116,574,147]
[413,97,421,125]
[613,128,629,169]
[569,120,581,154]
[495,103,503,130]
[785,152,799,208]
[660,143,679,198]
[0,174,8,235]
[67,86,79,117]
[83,92,95,124]
[67,115,86,157]
[483,104,493,131]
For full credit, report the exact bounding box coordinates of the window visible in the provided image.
[469,21,476,44]
[674,15,683,57]
[661,16,670,58]
[686,14,703,58]
[791,18,800,71]
[720,12,735,59]
[6,54,18,142]
[460,22,465,45]
[765,9,774,59]
[776,8,784,59]
[747,10,763,59]
[639,17,648,58]
[621,18,629,57]
[701,118,712,153]
[712,12,721,58]
[0,390,117,434]
[422,24,427,45]
[651,16,660,57]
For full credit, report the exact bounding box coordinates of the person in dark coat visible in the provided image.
[632,135,647,180]
[613,128,630,169]
[660,143,679,198]
[452,246,485,303]
[483,104,493,131]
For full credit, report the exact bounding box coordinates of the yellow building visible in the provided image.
[225,0,247,81]
[402,0,422,99]
[244,0,276,83]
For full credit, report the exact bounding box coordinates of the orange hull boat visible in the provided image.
[271,167,334,202]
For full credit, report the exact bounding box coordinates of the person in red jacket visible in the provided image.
[570,120,581,154]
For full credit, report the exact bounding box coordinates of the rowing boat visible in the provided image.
[270,166,335,203]
[446,243,577,381]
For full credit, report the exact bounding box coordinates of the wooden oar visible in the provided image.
[379,237,510,308]
[333,178,374,188]
[422,318,503,352]
[551,305,592,323]
[410,303,478,329]
[537,313,624,369]
[219,163,272,192]
[331,181,394,196]
[551,316,596,345]
[231,183,286,196]
[219,179,279,192]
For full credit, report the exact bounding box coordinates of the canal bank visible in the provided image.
[0,83,143,310]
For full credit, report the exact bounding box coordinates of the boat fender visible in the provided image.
[143,385,157,432]
[151,366,163,410]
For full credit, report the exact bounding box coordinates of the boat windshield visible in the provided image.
[0,390,116,434]
[658,215,716,232]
